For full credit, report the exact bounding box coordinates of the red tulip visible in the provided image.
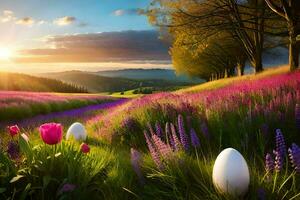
[39,123,63,145]
[80,143,90,153]
[7,125,20,137]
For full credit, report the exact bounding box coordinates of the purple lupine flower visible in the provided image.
[288,143,300,173]
[144,130,163,170]
[151,134,172,159]
[295,104,300,130]
[170,123,182,151]
[257,188,266,200]
[122,117,136,130]
[265,153,274,173]
[273,150,283,172]
[165,122,175,149]
[7,141,19,159]
[147,123,155,136]
[275,129,286,157]
[155,121,163,138]
[177,114,189,151]
[190,128,200,148]
[130,148,145,184]
[200,121,210,139]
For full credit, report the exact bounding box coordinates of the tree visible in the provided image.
[147,0,283,76]
[264,0,300,70]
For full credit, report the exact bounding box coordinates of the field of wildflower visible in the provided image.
[1,67,300,199]
[0,91,117,122]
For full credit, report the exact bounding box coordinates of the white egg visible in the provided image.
[66,122,87,141]
[212,148,250,197]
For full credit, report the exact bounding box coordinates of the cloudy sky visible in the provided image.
[0,0,171,73]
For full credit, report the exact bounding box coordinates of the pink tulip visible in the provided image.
[39,123,63,145]
[80,143,90,153]
[7,125,20,137]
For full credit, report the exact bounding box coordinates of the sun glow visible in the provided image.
[0,48,13,60]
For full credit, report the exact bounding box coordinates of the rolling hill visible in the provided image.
[0,72,87,93]
[40,71,195,93]
[97,68,202,83]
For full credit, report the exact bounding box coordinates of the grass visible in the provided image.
[0,91,117,122]
[1,65,300,199]
[178,65,289,93]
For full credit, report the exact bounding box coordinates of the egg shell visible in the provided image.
[66,122,87,141]
[212,148,250,196]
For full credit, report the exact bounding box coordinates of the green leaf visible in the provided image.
[10,175,24,183]
[20,183,31,200]
[19,134,32,161]
[43,175,51,188]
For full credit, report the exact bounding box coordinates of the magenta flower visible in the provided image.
[39,123,63,145]
[7,125,20,137]
[80,143,90,153]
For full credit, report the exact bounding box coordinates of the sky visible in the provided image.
[0,0,171,73]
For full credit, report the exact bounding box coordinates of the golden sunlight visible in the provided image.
[0,47,13,60]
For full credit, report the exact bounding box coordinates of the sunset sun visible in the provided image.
[0,47,12,60]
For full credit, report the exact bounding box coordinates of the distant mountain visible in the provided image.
[96,69,202,83]
[40,71,197,93]
[0,72,87,93]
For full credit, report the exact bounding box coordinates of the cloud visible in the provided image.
[16,30,171,63]
[16,17,34,25]
[113,8,143,16]
[0,10,15,23]
[53,16,76,26]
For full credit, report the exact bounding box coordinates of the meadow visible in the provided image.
[0,91,116,122]
[0,66,300,199]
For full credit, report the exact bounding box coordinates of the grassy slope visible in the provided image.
[41,71,194,93]
[178,65,289,93]
[0,72,86,93]
[1,65,299,199]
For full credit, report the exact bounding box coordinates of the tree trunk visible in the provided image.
[237,61,245,76]
[288,22,299,70]
[251,56,263,74]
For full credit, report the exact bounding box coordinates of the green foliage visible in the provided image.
[4,140,113,200]
[0,72,88,93]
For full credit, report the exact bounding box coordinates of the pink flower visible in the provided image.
[7,125,20,137]
[39,123,63,145]
[80,143,90,153]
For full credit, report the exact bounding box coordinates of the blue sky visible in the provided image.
[0,0,171,73]
[0,0,153,47]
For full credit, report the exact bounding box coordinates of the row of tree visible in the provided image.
[146,0,300,81]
